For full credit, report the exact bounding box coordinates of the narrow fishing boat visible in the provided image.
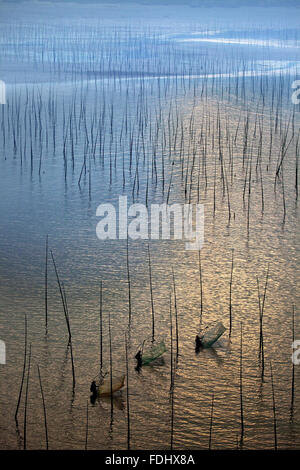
[196,321,226,348]
[98,374,125,396]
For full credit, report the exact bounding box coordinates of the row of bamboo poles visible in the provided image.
[14,235,296,450]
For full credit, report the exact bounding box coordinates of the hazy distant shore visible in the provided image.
[1,0,300,7]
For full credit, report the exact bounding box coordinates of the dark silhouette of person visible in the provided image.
[90,380,98,404]
[90,393,97,405]
[135,350,143,371]
[90,380,97,395]
[195,335,202,354]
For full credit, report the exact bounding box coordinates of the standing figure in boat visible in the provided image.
[135,350,143,371]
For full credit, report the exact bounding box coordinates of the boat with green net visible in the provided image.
[141,340,167,365]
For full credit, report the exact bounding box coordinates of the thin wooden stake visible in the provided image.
[229,249,234,337]
[148,243,155,342]
[108,309,113,424]
[45,234,48,332]
[290,305,295,420]
[37,364,49,450]
[169,291,174,392]
[198,251,203,326]
[260,264,269,380]
[270,361,278,450]
[125,333,130,450]
[209,391,214,450]
[23,343,32,450]
[85,400,89,450]
[100,280,103,374]
[51,251,75,389]
[15,314,27,423]
[170,364,175,450]
[240,322,244,445]
[172,267,179,358]
[127,239,132,326]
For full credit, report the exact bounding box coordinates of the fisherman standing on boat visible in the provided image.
[195,335,202,353]
[135,350,143,369]
[90,380,97,395]
[90,380,98,404]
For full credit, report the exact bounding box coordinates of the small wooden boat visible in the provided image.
[98,374,125,397]
[197,321,226,348]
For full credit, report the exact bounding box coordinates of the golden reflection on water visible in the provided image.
[0,21,299,449]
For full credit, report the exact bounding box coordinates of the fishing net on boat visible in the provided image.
[91,370,125,396]
[138,337,167,365]
[98,374,125,396]
[198,321,226,348]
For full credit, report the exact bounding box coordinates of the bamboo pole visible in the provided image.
[100,280,103,375]
[270,361,278,450]
[172,267,179,359]
[23,344,32,450]
[37,364,49,450]
[290,305,295,420]
[45,235,48,332]
[108,309,113,424]
[125,333,130,450]
[148,243,155,342]
[51,251,75,388]
[208,391,214,450]
[170,361,175,450]
[15,314,27,423]
[240,322,244,446]
[127,239,132,326]
[198,251,203,326]
[85,400,89,450]
[169,291,173,393]
[229,249,234,337]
